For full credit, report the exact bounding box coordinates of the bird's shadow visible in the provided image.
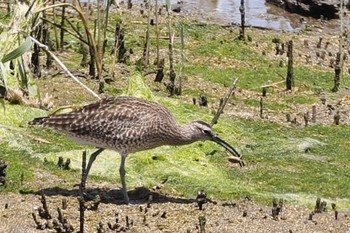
[20,186,196,205]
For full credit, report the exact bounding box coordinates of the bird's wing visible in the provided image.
[30,97,176,148]
[67,97,175,143]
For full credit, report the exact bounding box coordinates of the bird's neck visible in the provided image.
[166,123,198,146]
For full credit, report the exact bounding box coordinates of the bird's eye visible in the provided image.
[201,129,212,135]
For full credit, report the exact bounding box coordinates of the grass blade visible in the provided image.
[1,37,33,63]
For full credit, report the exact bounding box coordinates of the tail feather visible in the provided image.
[28,115,77,131]
[28,117,47,126]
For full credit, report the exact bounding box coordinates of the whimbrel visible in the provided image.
[29,96,243,204]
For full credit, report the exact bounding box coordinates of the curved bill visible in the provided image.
[211,135,245,167]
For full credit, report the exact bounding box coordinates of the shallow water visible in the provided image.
[179,0,295,31]
[80,0,296,30]
[86,0,346,31]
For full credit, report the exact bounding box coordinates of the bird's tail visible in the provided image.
[28,115,76,131]
[28,117,48,126]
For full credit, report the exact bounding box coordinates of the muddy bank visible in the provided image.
[267,0,344,19]
[1,191,350,233]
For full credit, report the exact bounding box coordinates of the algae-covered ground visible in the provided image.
[1,2,350,232]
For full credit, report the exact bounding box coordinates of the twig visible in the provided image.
[79,150,87,233]
[52,0,60,50]
[198,215,206,233]
[239,0,245,40]
[177,24,184,95]
[39,191,52,219]
[260,80,284,88]
[29,36,101,100]
[286,40,294,91]
[59,0,66,51]
[40,16,88,45]
[32,213,45,229]
[155,0,160,68]
[37,1,103,79]
[0,160,7,186]
[144,0,151,66]
[259,97,263,118]
[210,78,238,126]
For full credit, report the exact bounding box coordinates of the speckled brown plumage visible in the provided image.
[29,96,243,204]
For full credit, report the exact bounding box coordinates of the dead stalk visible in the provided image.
[211,78,239,126]
[29,36,101,100]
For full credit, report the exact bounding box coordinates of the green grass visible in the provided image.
[186,55,350,93]
[0,143,36,193]
[184,25,350,92]
[1,18,350,210]
[2,98,349,208]
[233,118,350,200]
[284,94,318,105]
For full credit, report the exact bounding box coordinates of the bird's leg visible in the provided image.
[119,154,129,204]
[82,148,105,187]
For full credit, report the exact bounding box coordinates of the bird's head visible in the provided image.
[190,120,244,167]
[189,120,215,141]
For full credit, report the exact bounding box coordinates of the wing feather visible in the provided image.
[30,96,177,150]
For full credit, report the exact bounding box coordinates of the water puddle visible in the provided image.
[179,0,295,31]
[80,0,347,31]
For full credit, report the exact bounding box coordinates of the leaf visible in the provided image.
[17,59,28,89]
[0,62,8,88]
[1,37,33,63]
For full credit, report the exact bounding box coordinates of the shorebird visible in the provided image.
[29,96,243,204]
